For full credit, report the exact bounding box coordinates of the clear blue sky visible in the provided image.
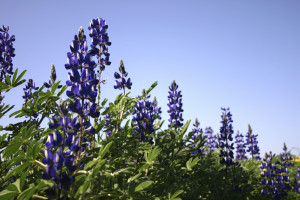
[1,0,300,156]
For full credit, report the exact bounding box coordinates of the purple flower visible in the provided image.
[205,127,218,153]
[0,26,15,82]
[219,107,235,167]
[245,124,261,160]
[235,131,247,161]
[167,80,183,129]
[132,90,161,143]
[113,60,132,91]
[191,118,205,156]
[88,18,111,72]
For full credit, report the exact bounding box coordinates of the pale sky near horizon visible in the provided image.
[1,0,300,156]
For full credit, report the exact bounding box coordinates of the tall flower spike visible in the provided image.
[205,127,218,153]
[219,107,235,167]
[167,80,183,129]
[0,26,15,82]
[245,124,261,160]
[235,131,247,161]
[191,118,205,156]
[132,89,159,144]
[113,59,132,93]
[88,18,111,107]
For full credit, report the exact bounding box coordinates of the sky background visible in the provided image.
[1,0,300,156]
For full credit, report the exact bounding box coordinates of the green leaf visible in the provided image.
[57,85,67,97]
[36,96,48,106]
[17,183,36,200]
[145,146,161,163]
[128,173,141,183]
[32,142,42,159]
[134,181,153,192]
[170,190,184,200]
[186,157,200,171]
[13,69,27,86]
[9,110,22,118]
[6,74,12,85]
[84,159,98,170]
[11,68,18,85]
[138,163,150,172]
[13,79,26,88]
[180,120,191,135]
[50,81,60,94]
[20,171,29,191]
[98,141,112,159]
[0,190,18,199]
[0,82,9,90]
[5,162,31,181]
[3,141,22,159]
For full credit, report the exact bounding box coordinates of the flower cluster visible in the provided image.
[205,127,218,153]
[245,124,260,160]
[235,131,247,161]
[219,107,235,167]
[0,26,15,82]
[65,26,100,133]
[132,90,161,143]
[113,60,132,91]
[296,168,300,193]
[191,118,205,156]
[22,79,39,118]
[88,17,111,72]
[42,100,80,192]
[167,80,183,129]
[260,150,291,199]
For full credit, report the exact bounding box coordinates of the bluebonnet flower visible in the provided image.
[65,26,100,143]
[260,150,290,199]
[132,90,161,143]
[245,124,261,160]
[44,64,62,88]
[42,100,79,191]
[191,118,205,156]
[88,18,111,106]
[260,152,276,196]
[219,107,235,167]
[167,80,183,129]
[22,79,39,118]
[205,127,218,153]
[0,26,15,82]
[235,131,247,161]
[296,167,300,193]
[23,79,39,104]
[114,60,132,92]
[88,18,111,71]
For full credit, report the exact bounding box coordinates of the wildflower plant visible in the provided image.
[235,131,247,161]
[0,26,15,82]
[219,107,235,167]
[167,80,183,129]
[245,124,261,160]
[205,126,218,154]
[3,18,300,200]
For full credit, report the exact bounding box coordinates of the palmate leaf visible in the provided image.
[1,69,27,92]
[0,104,14,118]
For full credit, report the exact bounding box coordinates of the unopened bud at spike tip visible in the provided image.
[119,59,126,75]
[50,64,56,83]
